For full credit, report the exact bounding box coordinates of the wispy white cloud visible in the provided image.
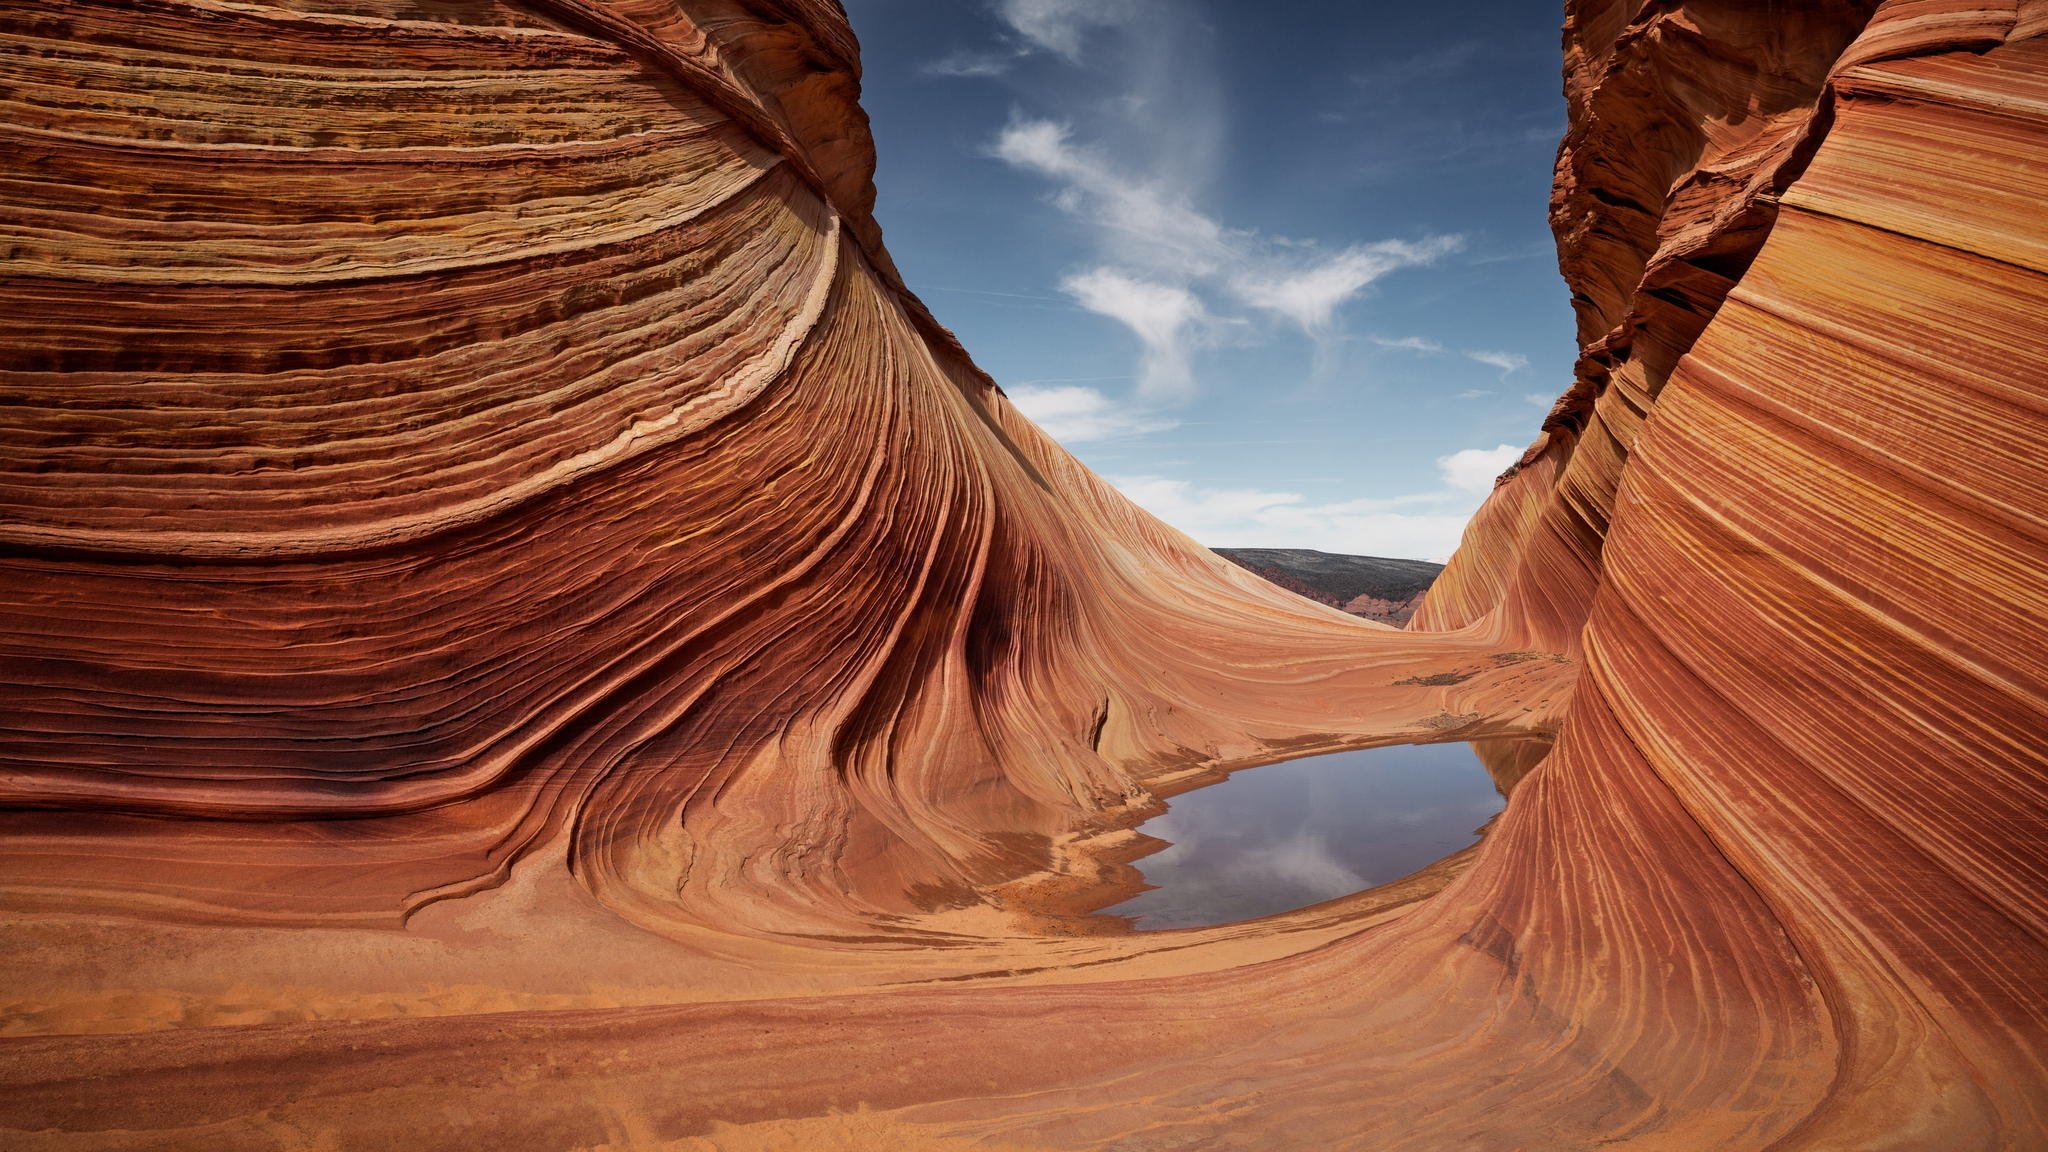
[1524,392,1554,408]
[920,0,1142,79]
[1437,443,1521,495]
[1465,349,1528,379]
[1007,384,1178,443]
[1060,268,1207,400]
[1468,239,1556,266]
[997,0,1141,61]
[992,117,1233,279]
[1370,334,1445,354]
[920,48,1022,79]
[993,114,1460,397]
[1231,238,1464,334]
[1373,337,1540,395]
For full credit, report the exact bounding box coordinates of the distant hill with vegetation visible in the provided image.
[1216,548,1444,625]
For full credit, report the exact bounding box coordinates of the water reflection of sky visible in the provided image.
[1105,742,1506,930]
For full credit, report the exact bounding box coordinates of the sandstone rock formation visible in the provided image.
[0,1,2042,1148]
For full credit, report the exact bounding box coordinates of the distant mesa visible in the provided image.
[1215,548,1441,625]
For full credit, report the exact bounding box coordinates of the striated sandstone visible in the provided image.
[0,1,2044,1149]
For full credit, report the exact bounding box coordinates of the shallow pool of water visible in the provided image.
[1103,742,1509,930]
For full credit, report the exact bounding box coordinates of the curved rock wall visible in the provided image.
[1,0,2043,1148]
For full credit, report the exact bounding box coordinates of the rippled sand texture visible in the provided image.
[1,0,2043,1148]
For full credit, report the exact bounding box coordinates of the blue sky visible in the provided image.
[840,0,1573,561]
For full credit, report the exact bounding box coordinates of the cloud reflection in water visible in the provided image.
[1106,742,1506,929]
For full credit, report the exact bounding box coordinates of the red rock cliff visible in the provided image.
[0,1,2043,1148]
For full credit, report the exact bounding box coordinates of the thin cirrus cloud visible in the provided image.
[992,117,1232,279]
[1109,442,1524,562]
[919,48,1022,78]
[1368,334,1445,354]
[1465,349,1529,378]
[1232,237,1465,334]
[1375,336,1546,408]
[997,0,1140,60]
[923,0,1140,76]
[1373,335,1530,380]
[992,114,1461,396]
